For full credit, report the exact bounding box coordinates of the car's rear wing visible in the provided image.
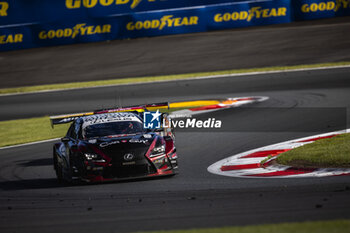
[50,102,169,128]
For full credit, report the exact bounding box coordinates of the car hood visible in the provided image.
[86,134,156,159]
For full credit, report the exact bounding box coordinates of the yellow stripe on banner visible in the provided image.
[169,100,220,108]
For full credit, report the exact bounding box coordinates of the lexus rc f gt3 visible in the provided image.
[51,107,178,183]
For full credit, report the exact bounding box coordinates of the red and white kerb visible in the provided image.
[208,129,350,178]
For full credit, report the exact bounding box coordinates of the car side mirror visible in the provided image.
[61,137,70,143]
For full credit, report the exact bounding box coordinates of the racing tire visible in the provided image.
[53,153,64,183]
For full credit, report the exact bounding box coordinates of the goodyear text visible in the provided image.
[0,34,23,44]
[301,0,349,13]
[0,1,9,16]
[38,23,111,40]
[66,0,143,10]
[214,7,287,22]
[126,15,199,31]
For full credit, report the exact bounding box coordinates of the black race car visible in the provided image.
[51,105,178,183]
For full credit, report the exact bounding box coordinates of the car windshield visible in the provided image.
[84,121,144,139]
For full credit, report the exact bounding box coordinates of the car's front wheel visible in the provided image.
[53,153,64,183]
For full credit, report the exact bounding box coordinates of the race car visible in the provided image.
[51,104,178,183]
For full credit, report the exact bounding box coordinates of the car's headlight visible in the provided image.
[150,145,165,157]
[84,153,105,162]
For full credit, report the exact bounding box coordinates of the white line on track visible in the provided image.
[0,138,60,150]
[1,65,350,97]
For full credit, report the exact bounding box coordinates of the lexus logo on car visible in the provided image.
[124,153,135,161]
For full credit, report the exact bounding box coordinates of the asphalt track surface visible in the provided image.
[1,18,350,233]
[0,17,350,88]
[1,67,350,233]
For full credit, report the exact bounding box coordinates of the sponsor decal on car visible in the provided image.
[83,113,141,127]
[129,139,149,144]
[99,140,120,148]
[123,153,135,161]
[143,134,152,138]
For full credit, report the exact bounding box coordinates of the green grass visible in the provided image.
[0,116,69,147]
[137,219,350,233]
[276,133,350,168]
[1,62,350,95]
[260,155,273,166]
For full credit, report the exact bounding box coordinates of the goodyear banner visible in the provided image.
[0,0,248,26]
[293,0,350,20]
[206,0,291,29]
[119,8,206,38]
[0,21,118,50]
[120,0,292,38]
[0,0,349,51]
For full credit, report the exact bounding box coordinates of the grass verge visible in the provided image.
[138,219,350,233]
[0,116,69,148]
[276,133,350,168]
[1,62,350,95]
